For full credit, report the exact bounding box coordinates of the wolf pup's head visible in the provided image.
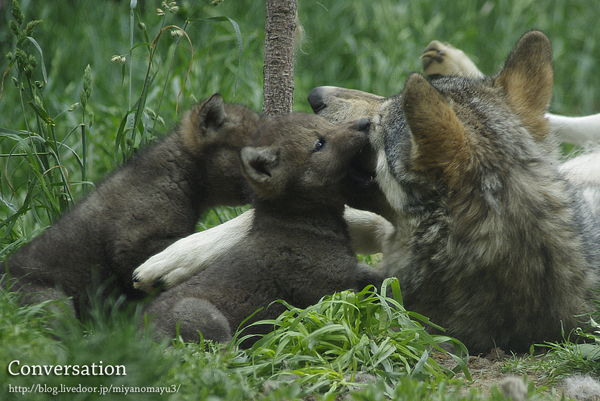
[308,31,553,217]
[239,113,372,209]
[179,94,261,207]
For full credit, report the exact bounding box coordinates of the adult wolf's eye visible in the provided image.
[314,139,325,152]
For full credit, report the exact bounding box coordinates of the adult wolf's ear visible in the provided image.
[494,31,553,141]
[240,146,281,197]
[402,73,469,188]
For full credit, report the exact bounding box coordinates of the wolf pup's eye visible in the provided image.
[313,139,325,152]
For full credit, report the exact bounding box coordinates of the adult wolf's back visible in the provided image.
[309,31,600,352]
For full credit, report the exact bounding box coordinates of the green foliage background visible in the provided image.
[1,0,599,400]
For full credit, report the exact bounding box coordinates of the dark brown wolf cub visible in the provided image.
[4,94,260,314]
[143,113,384,345]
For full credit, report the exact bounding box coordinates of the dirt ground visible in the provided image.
[432,349,570,400]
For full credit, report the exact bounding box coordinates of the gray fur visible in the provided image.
[308,31,600,353]
[498,377,527,401]
[564,375,600,400]
[4,94,260,314]
[144,113,384,346]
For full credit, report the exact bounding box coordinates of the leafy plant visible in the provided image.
[1,0,82,250]
[191,278,471,398]
[541,319,600,379]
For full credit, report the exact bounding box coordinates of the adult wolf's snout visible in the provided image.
[307,86,329,114]
[307,86,385,125]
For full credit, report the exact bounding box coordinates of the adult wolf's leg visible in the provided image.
[132,210,254,292]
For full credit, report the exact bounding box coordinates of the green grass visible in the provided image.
[0,278,570,401]
[0,279,459,401]
[1,0,600,400]
[227,279,470,395]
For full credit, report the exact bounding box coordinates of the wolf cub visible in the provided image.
[4,94,260,314]
[143,113,384,345]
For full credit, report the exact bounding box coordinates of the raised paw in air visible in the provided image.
[421,40,483,78]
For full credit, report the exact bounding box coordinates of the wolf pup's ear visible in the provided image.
[349,118,371,132]
[198,93,227,133]
[181,94,227,152]
[402,73,469,188]
[240,146,281,197]
[494,31,553,142]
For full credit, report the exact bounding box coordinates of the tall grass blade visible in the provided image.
[195,16,243,95]
[24,36,48,84]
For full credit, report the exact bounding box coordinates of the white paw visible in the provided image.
[421,40,483,78]
[132,245,192,292]
[132,210,254,292]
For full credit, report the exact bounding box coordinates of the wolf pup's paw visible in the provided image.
[421,40,483,79]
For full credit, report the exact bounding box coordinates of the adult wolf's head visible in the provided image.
[308,31,554,218]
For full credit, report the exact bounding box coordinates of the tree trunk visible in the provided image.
[262,0,297,115]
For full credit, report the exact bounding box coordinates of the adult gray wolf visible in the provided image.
[3,94,260,315]
[308,31,600,352]
[143,113,383,345]
[134,32,600,353]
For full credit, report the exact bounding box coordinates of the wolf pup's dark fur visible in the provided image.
[308,31,600,353]
[143,113,384,345]
[4,94,260,314]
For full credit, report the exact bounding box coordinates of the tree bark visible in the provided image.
[262,0,297,115]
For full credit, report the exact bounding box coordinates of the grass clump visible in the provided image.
[146,277,473,401]
[0,287,176,401]
[174,278,471,399]
[0,279,473,401]
[540,319,600,380]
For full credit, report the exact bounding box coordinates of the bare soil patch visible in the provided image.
[433,349,568,399]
